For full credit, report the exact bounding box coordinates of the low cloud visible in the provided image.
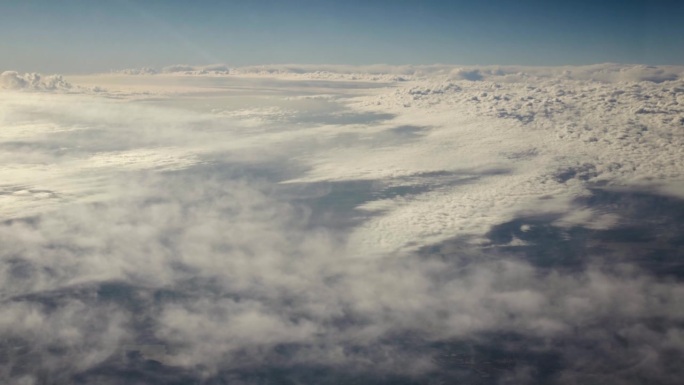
[1,68,683,384]
[3,169,684,382]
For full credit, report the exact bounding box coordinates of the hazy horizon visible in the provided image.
[2,2,684,384]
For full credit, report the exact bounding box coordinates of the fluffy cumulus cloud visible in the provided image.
[0,71,72,91]
[1,65,683,384]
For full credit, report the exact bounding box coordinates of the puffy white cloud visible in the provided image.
[340,64,684,254]
[0,71,72,91]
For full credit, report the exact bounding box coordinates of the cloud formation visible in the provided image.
[0,67,683,384]
[0,71,72,91]
[4,170,684,383]
[115,63,684,83]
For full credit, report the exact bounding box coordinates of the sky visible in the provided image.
[2,3,684,382]
[1,0,684,73]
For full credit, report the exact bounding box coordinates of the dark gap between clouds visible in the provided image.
[421,187,684,279]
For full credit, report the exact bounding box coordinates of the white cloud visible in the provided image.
[0,67,683,383]
[332,65,684,254]
[113,63,684,84]
[1,71,72,91]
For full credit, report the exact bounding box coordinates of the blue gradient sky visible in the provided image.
[2,0,683,73]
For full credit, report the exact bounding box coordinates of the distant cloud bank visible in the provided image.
[111,63,684,84]
[0,71,72,91]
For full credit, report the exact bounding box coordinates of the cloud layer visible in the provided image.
[1,66,683,384]
[116,63,684,83]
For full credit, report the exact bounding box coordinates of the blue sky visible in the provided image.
[2,0,683,73]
